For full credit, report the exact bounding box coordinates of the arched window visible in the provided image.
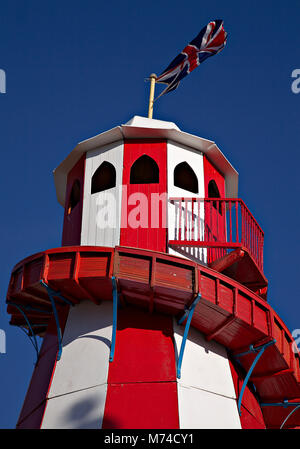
[208,180,222,213]
[130,155,159,184]
[208,179,220,198]
[91,161,116,194]
[67,179,81,215]
[174,162,199,194]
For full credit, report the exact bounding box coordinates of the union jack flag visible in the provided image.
[156,20,227,97]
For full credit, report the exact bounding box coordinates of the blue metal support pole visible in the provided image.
[280,404,300,429]
[261,401,300,429]
[110,276,118,363]
[236,339,276,415]
[261,401,300,407]
[40,280,74,361]
[177,293,201,379]
[8,302,40,363]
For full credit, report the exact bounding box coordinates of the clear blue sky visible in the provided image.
[0,0,299,428]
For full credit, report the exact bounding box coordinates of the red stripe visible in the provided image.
[120,140,167,252]
[62,155,85,246]
[16,308,69,429]
[102,306,179,428]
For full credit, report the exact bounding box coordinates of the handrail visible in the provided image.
[168,197,264,271]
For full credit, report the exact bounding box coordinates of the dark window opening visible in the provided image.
[174,162,199,194]
[91,161,116,194]
[130,155,159,184]
[208,180,222,214]
[67,179,81,215]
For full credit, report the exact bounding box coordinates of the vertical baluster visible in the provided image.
[257,231,260,268]
[235,200,239,243]
[254,222,257,262]
[209,199,213,262]
[229,201,232,242]
[250,218,252,257]
[216,199,219,259]
[179,199,182,241]
[262,231,264,269]
[217,199,219,236]
[247,211,250,251]
[223,200,226,257]
[221,201,223,258]
[253,221,256,263]
[221,200,224,257]
[256,224,259,265]
[251,217,254,259]
[241,203,245,246]
[185,199,188,241]
[254,220,256,261]
[246,211,250,251]
[198,199,201,242]
[192,198,194,241]
[253,219,256,260]
[261,231,264,270]
[248,213,251,256]
[259,228,262,269]
[255,224,259,266]
[243,207,246,248]
[257,230,260,269]
[224,200,227,257]
[210,199,212,242]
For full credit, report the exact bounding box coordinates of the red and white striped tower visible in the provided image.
[7,116,300,429]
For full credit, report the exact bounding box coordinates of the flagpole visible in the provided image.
[148,73,157,119]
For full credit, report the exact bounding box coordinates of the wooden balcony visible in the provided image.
[168,198,268,298]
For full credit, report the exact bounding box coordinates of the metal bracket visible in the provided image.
[40,280,74,361]
[261,400,300,429]
[110,276,119,363]
[235,339,276,415]
[176,293,201,379]
[7,302,41,364]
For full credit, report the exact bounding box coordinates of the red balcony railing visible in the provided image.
[168,198,264,271]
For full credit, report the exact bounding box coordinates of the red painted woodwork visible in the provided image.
[169,198,264,270]
[16,308,69,429]
[61,155,85,246]
[169,197,266,293]
[203,156,226,263]
[120,140,167,252]
[261,398,300,429]
[6,245,300,429]
[103,306,178,428]
[203,155,225,198]
[102,382,179,429]
[229,359,266,429]
[107,306,176,383]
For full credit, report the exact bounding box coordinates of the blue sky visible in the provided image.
[0,0,299,428]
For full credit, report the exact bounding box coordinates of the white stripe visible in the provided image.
[41,300,113,429]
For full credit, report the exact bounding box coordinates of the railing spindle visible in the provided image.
[229,201,232,242]
[198,199,200,242]
[184,199,188,241]
[168,197,264,272]
[241,202,245,246]
[192,198,194,241]
[179,199,182,241]
[235,200,239,243]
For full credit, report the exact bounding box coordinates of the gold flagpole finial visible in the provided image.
[148,73,157,119]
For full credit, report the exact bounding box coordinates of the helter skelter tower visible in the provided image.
[6,115,300,429]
